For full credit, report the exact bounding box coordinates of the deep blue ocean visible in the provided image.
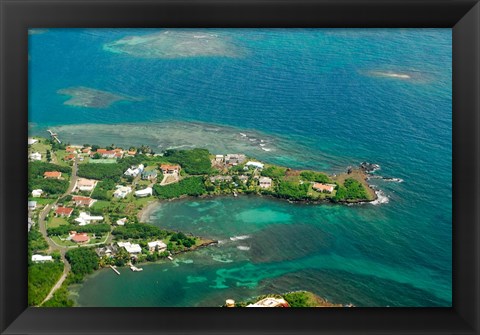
[29,28,452,307]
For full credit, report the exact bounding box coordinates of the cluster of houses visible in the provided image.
[97,240,168,259]
[214,154,246,167]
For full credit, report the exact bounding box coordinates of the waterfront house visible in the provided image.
[82,147,92,155]
[245,161,264,170]
[148,240,167,253]
[43,171,62,179]
[215,154,224,163]
[31,189,43,197]
[116,217,128,226]
[160,164,181,175]
[246,297,290,308]
[76,178,97,192]
[70,231,90,244]
[28,201,37,210]
[225,154,246,166]
[209,175,233,183]
[312,183,336,193]
[29,152,42,161]
[238,175,249,183]
[135,187,153,197]
[72,196,96,207]
[259,176,272,189]
[141,169,158,180]
[31,255,53,263]
[65,146,77,154]
[55,206,74,218]
[113,185,132,199]
[117,241,142,254]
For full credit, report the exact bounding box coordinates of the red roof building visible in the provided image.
[43,171,62,179]
[160,164,181,174]
[55,206,74,217]
[64,154,76,161]
[72,196,95,207]
[70,232,90,244]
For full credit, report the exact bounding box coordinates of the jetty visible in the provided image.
[130,265,143,272]
[109,265,120,275]
[47,129,61,144]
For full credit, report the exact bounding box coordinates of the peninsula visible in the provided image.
[27,135,376,307]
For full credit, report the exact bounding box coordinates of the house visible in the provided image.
[245,161,264,169]
[246,297,290,308]
[141,169,158,180]
[31,255,53,262]
[28,201,37,210]
[127,150,137,156]
[135,187,153,197]
[225,154,246,166]
[94,149,120,159]
[238,175,249,183]
[70,231,90,244]
[113,185,132,199]
[64,154,76,162]
[55,206,74,218]
[65,146,77,153]
[124,164,144,177]
[29,152,42,161]
[116,217,128,226]
[31,189,43,197]
[74,212,104,226]
[43,171,62,179]
[82,147,92,155]
[72,196,96,207]
[28,138,38,145]
[160,164,180,175]
[209,175,233,183]
[215,154,224,163]
[117,241,142,254]
[76,178,97,192]
[259,176,272,189]
[312,183,336,193]
[148,240,167,253]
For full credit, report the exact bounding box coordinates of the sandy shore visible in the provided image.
[137,200,161,222]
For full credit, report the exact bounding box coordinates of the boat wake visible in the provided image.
[237,246,251,251]
[230,235,251,241]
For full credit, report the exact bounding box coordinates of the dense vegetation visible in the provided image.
[77,163,126,182]
[41,280,74,307]
[91,179,116,200]
[164,148,212,175]
[28,261,64,306]
[170,232,196,248]
[334,178,369,202]
[65,248,100,283]
[283,291,342,307]
[300,170,331,183]
[112,223,168,240]
[47,223,111,236]
[28,227,49,256]
[261,166,287,179]
[153,176,207,199]
[275,181,310,200]
[28,161,71,194]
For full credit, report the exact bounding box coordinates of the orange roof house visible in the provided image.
[312,183,336,193]
[55,207,74,217]
[70,232,90,244]
[43,171,62,179]
[160,164,181,174]
[64,154,76,161]
[72,196,95,207]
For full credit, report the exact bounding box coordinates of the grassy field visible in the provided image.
[28,198,57,205]
[89,159,117,164]
[50,236,78,247]
[91,200,111,212]
[48,216,69,228]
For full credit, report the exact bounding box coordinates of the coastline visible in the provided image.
[137,200,161,222]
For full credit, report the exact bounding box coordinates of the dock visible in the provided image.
[109,265,120,275]
[167,256,174,261]
[130,265,143,272]
[47,129,61,144]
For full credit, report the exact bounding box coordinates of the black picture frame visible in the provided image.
[1,0,479,334]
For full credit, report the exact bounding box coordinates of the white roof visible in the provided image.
[75,212,104,225]
[116,218,127,226]
[259,177,272,183]
[117,241,142,254]
[148,240,167,249]
[215,154,224,158]
[32,254,53,262]
[246,161,264,169]
[135,187,153,196]
[28,138,38,145]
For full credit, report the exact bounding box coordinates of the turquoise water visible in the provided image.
[28,28,452,306]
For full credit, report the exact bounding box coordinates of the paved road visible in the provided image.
[37,158,79,306]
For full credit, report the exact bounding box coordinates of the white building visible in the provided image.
[29,152,42,161]
[32,254,53,262]
[116,217,128,226]
[148,240,167,252]
[28,201,37,210]
[113,185,132,199]
[76,178,97,192]
[135,187,153,197]
[31,189,43,197]
[215,154,224,163]
[259,176,272,189]
[124,164,144,177]
[74,212,104,226]
[245,161,264,169]
[117,241,142,254]
[28,138,38,145]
